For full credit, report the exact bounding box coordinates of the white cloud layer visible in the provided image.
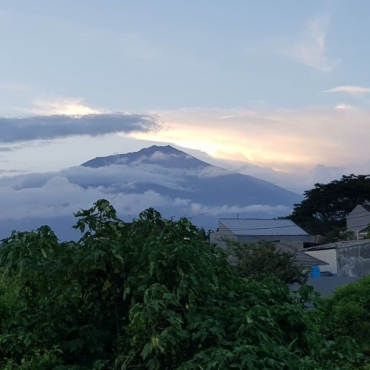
[326,86,370,96]
[131,106,370,172]
[0,161,292,225]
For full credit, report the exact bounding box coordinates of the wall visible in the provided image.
[304,249,337,274]
[218,220,235,236]
[337,239,370,276]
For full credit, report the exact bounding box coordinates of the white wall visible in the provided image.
[304,249,337,274]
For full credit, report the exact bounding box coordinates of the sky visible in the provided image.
[1,0,370,186]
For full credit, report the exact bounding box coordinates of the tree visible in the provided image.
[0,200,362,369]
[289,174,370,236]
[225,240,308,285]
[323,228,356,244]
[197,227,207,241]
[326,276,370,354]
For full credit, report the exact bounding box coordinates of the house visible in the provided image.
[346,200,370,239]
[304,239,370,277]
[277,244,329,268]
[210,218,315,249]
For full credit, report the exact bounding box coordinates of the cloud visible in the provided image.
[289,16,340,72]
[326,86,370,96]
[0,113,159,144]
[335,104,355,110]
[0,176,178,221]
[0,157,294,226]
[197,166,230,178]
[129,106,370,173]
[0,147,13,152]
[189,203,292,217]
[31,98,103,115]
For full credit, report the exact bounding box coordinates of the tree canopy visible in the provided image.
[225,239,308,285]
[326,276,370,355]
[0,200,363,369]
[289,174,370,236]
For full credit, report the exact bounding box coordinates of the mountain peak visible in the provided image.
[135,144,180,155]
[81,145,209,169]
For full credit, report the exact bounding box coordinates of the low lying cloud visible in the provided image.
[0,158,291,229]
[0,113,159,144]
[0,176,177,221]
[190,203,291,217]
[0,147,13,152]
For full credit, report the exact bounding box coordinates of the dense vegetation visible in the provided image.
[0,200,364,369]
[326,276,370,354]
[225,239,308,285]
[288,174,370,239]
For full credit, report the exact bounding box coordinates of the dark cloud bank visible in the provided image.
[0,113,159,143]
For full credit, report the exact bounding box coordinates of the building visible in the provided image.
[277,244,328,268]
[210,218,315,249]
[346,200,370,239]
[304,239,370,277]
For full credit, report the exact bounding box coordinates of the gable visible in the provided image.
[347,204,370,218]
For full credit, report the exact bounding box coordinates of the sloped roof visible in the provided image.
[361,204,370,213]
[305,238,370,251]
[276,245,328,266]
[219,218,308,236]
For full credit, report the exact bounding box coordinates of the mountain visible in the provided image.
[82,145,209,169]
[0,145,302,241]
[81,145,302,215]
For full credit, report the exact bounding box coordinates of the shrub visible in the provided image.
[0,200,361,369]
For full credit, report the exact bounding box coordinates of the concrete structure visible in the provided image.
[304,239,370,277]
[304,248,338,275]
[210,218,315,249]
[346,201,370,239]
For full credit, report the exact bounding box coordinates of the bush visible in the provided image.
[225,239,308,285]
[326,276,370,352]
[0,200,362,369]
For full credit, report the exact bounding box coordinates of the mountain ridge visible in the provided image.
[0,145,302,241]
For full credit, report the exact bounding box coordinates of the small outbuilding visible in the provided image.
[304,239,370,277]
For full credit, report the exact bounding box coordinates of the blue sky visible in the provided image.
[0,0,370,178]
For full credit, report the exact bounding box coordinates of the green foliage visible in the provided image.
[225,239,308,285]
[0,199,362,369]
[289,174,370,236]
[323,228,356,244]
[326,276,370,352]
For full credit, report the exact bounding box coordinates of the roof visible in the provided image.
[219,218,308,236]
[277,244,328,266]
[361,204,370,213]
[304,238,370,251]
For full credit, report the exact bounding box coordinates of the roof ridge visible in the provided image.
[219,217,293,221]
